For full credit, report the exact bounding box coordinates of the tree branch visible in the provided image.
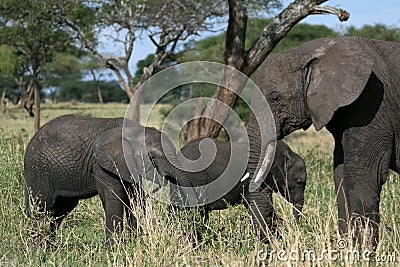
[187,0,350,141]
[243,0,349,75]
[310,5,350,21]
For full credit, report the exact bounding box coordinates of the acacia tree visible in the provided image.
[186,0,349,141]
[0,44,35,115]
[54,0,224,122]
[42,52,85,103]
[0,0,73,131]
[80,54,108,104]
[0,45,16,113]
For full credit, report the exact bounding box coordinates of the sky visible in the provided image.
[103,0,400,72]
[298,0,400,30]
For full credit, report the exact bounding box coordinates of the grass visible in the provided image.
[0,102,399,266]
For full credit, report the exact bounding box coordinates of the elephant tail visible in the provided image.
[24,186,31,218]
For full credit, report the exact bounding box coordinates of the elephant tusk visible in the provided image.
[240,172,250,182]
[249,141,275,192]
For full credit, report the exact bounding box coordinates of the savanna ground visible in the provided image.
[0,102,399,266]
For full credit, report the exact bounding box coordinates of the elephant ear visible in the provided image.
[305,38,374,130]
[93,127,133,183]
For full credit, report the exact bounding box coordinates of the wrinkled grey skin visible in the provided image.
[24,114,192,246]
[251,36,400,247]
[171,138,306,241]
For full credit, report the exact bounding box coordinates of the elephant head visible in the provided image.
[93,125,195,200]
[268,141,306,220]
[251,36,374,183]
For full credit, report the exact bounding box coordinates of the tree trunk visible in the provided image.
[185,0,349,142]
[1,88,6,113]
[97,88,104,104]
[25,87,34,117]
[16,77,27,108]
[126,89,141,122]
[33,78,40,132]
[186,0,247,142]
[186,93,204,141]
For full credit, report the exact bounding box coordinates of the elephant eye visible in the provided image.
[270,92,281,103]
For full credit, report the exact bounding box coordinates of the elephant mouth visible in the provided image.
[277,124,290,139]
[277,116,312,139]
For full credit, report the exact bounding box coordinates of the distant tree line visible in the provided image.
[0,0,397,134]
[2,19,398,107]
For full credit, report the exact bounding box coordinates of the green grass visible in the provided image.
[0,103,399,266]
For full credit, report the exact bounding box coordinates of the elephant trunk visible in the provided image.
[167,158,199,207]
[159,135,198,206]
[246,188,274,242]
[249,141,275,192]
[247,112,276,192]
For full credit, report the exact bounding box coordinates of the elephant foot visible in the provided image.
[253,211,281,244]
[337,214,379,250]
[349,215,379,250]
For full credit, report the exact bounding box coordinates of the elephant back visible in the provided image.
[24,115,125,201]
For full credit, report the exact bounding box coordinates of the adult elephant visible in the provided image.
[24,114,194,245]
[248,36,400,247]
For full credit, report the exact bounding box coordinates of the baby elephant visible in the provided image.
[171,138,306,230]
[24,114,193,245]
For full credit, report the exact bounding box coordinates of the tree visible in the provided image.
[0,0,74,131]
[54,0,225,122]
[177,18,338,120]
[80,54,110,104]
[0,45,17,112]
[181,18,338,65]
[0,44,32,111]
[186,0,349,141]
[57,79,127,103]
[42,52,84,103]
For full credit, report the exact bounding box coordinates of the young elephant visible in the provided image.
[171,138,306,239]
[24,114,194,245]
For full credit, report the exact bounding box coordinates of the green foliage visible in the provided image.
[57,80,128,103]
[43,53,83,78]
[0,0,73,70]
[0,0,98,109]
[273,22,338,52]
[0,45,17,75]
[344,23,400,42]
[180,35,226,63]
[0,45,18,91]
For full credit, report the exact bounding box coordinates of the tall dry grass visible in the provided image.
[0,103,398,266]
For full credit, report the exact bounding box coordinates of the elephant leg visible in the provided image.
[245,186,274,243]
[194,207,210,242]
[169,183,184,215]
[341,129,391,248]
[332,133,348,237]
[95,168,130,246]
[125,183,145,236]
[99,189,126,246]
[48,197,80,235]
